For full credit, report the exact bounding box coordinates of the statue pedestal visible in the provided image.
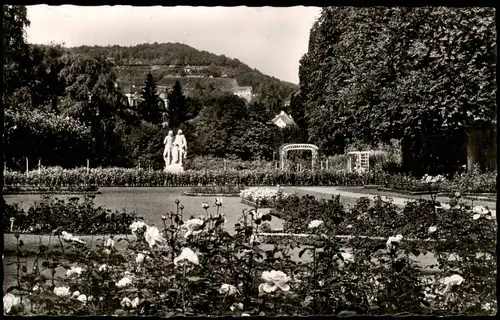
[164,163,184,173]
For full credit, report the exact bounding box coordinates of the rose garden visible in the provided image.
[2,5,497,317]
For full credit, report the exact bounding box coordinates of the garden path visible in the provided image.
[294,187,497,217]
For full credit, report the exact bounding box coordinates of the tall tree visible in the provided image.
[299,7,496,173]
[2,5,31,207]
[58,54,127,166]
[167,80,188,128]
[139,72,161,124]
[195,94,249,158]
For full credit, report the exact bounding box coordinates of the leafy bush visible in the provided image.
[4,195,138,235]
[189,185,243,195]
[3,195,496,316]
[5,166,496,193]
[4,109,92,169]
[185,156,276,171]
[239,186,288,207]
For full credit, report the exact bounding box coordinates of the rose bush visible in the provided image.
[4,193,496,316]
[3,195,138,235]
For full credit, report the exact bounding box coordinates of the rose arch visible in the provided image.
[280,144,319,171]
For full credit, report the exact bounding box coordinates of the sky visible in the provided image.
[26,5,321,84]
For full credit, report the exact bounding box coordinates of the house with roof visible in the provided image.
[271,110,296,129]
[233,86,253,103]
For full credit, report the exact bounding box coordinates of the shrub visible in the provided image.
[4,195,139,235]
[189,185,243,195]
[3,196,496,316]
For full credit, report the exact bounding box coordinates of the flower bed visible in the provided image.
[239,186,288,208]
[3,194,496,316]
[3,195,138,235]
[3,185,99,195]
[4,167,389,187]
[183,185,243,197]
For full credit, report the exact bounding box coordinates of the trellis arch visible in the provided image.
[281,143,319,171]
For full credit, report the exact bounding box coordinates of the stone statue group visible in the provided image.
[163,129,187,171]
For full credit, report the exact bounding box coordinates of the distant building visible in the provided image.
[233,86,253,103]
[271,110,296,129]
[184,65,192,74]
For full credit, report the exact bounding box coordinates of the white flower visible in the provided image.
[258,270,290,293]
[129,221,146,234]
[136,253,146,264]
[116,276,133,288]
[346,224,353,229]
[3,293,21,314]
[66,266,84,277]
[98,264,108,272]
[54,286,71,297]
[472,206,491,220]
[386,234,404,250]
[61,231,86,244]
[219,284,237,296]
[183,219,205,238]
[145,225,164,248]
[230,302,244,311]
[77,294,87,303]
[71,291,81,298]
[215,197,223,206]
[121,297,132,308]
[121,297,140,309]
[341,252,354,262]
[131,297,140,308]
[428,226,438,233]
[103,249,111,255]
[441,203,451,210]
[441,274,465,294]
[105,238,115,248]
[308,220,324,229]
[174,247,200,266]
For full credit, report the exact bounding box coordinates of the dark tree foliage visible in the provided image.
[298,7,496,174]
[167,80,188,129]
[139,72,161,124]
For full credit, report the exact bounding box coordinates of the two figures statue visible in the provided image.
[163,129,187,172]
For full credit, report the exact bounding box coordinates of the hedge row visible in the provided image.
[4,166,496,193]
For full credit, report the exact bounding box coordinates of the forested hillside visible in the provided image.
[69,42,297,103]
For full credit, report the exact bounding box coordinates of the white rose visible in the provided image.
[308,220,324,229]
[54,286,71,297]
[173,247,200,266]
[145,225,164,248]
[3,293,21,314]
[136,253,145,264]
[230,302,244,311]
[66,266,84,277]
[116,276,133,288]
[77,294,87,303]
[129,221,146,234]
[258,270,290,293]
[183,219,205,239]
[441,274,465,294]
[219,284,237,296]
[98,264,108,272]
[72,291,81,298]
[428,226,438,234]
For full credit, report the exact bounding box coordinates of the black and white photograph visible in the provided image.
[1,4,497,316]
